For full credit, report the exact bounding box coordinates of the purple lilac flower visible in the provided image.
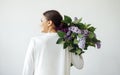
[68,26,81,33]
[67,36,72,40]
[83,30,89,36]
[64,35,72,40]
[94,34,101,49]
[77,36,86,49]
[66,30,71,36]
[96,41,101,49]
[74,17,78,21]
[64,31,72,40]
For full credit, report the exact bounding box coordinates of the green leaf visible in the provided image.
[88,42,95,47]
[57,30,66,38]
[79,51,85,55]
[75,49,82,55]
[71,33,76,38]
[74,39,79,44]
[78,23,86,29]
[84,43,88,50]
[69,48,76,52]
[86,24,91,28]
[62,15,72,24]
[88,32,94,39]
[92,37,98,43]
[63,42,68,49]
[78,34,83,38]
[84,23,91,29]
[56,38,64,44]
[88,26,96,32]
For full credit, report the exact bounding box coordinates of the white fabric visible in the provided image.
[22,33,84,75]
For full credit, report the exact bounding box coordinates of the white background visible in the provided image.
[0,0,120,75]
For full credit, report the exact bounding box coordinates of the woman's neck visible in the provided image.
[48,25,57,33]
[48,29,56,33]
[41,28,57,33]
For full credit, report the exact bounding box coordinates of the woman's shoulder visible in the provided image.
[31,32,58,42]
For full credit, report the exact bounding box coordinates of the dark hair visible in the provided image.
[43,10,63,27]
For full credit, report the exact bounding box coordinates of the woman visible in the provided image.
[22,10,84,75]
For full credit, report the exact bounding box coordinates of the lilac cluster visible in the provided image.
[67,26,90,49]
[77,36,86,49]
[68,26,81,34]
[82,30,89,37]
[68,26,89,36]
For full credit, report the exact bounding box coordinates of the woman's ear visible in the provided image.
[48,20,53,26]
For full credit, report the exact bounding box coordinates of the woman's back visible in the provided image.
[23,33,72,75]
[34,33,67,75]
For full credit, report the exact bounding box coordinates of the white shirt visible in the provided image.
[22,33,84,75]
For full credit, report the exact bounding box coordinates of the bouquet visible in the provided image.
[56,15,101,55]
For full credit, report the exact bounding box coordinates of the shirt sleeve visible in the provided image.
[22,38,35,75]
[71,53,84,70]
